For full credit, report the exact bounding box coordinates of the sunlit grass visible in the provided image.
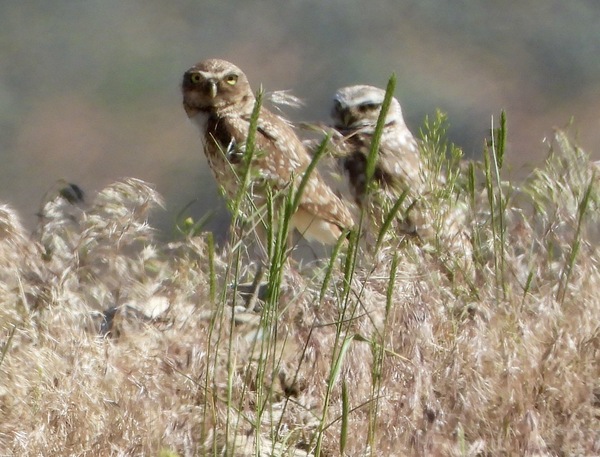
[0,92,599,456]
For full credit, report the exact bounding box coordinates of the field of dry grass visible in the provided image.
[1,119,599,456]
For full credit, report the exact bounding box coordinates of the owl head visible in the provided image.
[331,85,405,132]
[182,59,254,116]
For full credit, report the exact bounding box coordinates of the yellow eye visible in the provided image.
[225,74,238,86]
[190,73,202,83]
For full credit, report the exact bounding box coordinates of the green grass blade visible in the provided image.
[0,325,16,370]
[557,176,593,303]
[496,110,507,169]
[291,133,332,213]
[385,253,398,318]
[330,335,353,386]
[319,229,348,304]
[340,380,349,455]
[374,190,409,251]
[207,232,216,304]
[365,75,396,187]
[230,88,263,220]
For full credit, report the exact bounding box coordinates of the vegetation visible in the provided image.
[0,101,599,455]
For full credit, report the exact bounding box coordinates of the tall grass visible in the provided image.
[0,97,598,456]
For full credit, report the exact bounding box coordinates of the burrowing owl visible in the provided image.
[182,59,354,245]
[330,86,473,276]
[330,85,425,206]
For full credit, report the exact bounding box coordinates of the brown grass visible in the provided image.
[0,129,599,456]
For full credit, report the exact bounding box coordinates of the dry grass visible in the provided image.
[1,125,599,456]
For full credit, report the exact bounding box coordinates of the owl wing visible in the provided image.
[376,140,425,195]
[230,109,308,182]
[239,109,355,232]
[291,175,355,233]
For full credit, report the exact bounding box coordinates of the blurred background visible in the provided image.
[1,0,599,239]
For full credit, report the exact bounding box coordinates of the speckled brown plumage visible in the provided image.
[182,59,354,245]
[330,85,425,206]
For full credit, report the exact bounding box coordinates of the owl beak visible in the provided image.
[342,111,354,128]
[207,80,218,99]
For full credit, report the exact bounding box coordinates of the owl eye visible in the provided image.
[225,74,238,85]
[359,102,380,112]
[190,73,202,84]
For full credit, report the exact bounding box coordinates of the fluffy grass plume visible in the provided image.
[1,115,599,456]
